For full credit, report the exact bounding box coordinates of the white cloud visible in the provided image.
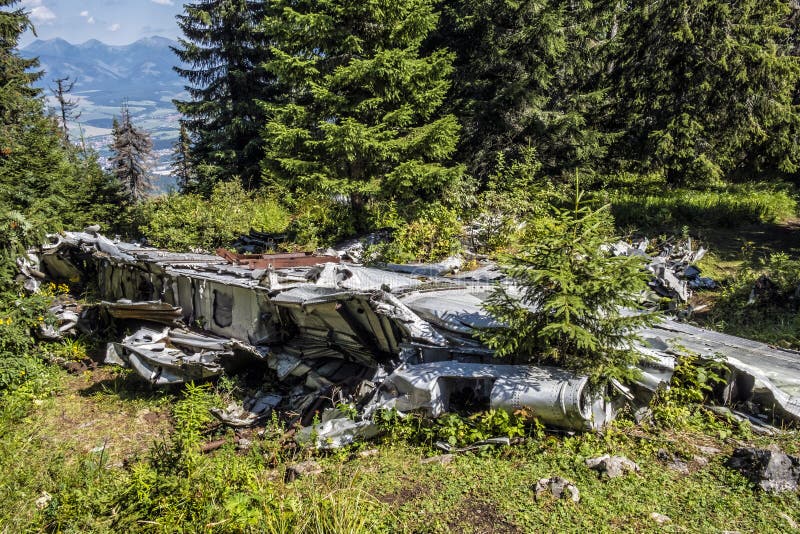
[151,0,174,4]
[87,16,95,24]
[108,23,120,32]
[29,5,56,23]
[79,10,89,17]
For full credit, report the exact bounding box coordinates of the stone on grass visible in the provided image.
[285,460,322,482]
[35,491,52,510]
[725,447,800,493]
[585,454,640,478]
[420,454,454,466]
[650,512,671,525]
[534,477,580,503]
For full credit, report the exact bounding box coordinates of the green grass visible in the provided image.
[595,173,798,232]
[1,367,798,533]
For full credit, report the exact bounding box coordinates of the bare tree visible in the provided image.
[50,76,81,144]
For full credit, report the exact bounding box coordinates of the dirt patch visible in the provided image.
[34,369,174,466]
[447,496,522,534]
[378,476,431,507]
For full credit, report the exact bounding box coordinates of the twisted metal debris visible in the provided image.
[18,230,800,447]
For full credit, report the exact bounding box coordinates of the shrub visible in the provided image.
[479,186,657,387]
[465,150,562,253]
[139,181,291,251]
[368,202,463,263]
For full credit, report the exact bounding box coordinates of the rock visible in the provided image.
[35,491,52,510]
[285,460,323,482]
[697,445,722,456]
[693,455,709,468]
[657,449,690,474]
[534,477,580,503]
[357,448,379,458]
[585,455,640,478]
[725,447,800,493]
[650,512,671,525]
[420,454,454,465]
[236,438,253,451]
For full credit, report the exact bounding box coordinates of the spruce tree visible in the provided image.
[261,0,463,229]
[173,0,274,192]
[608,0,800,184]
[0,0,41,148]
[172,123,196,192]
[480,182,656,387]
[110,105,154,202]
[435,0,619,184]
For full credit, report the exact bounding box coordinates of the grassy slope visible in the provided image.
[1,367,798,533]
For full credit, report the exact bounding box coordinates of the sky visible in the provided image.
[19,0,184,47]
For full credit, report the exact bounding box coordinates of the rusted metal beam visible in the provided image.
[216,248,340,269]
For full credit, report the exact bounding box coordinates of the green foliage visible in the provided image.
[706,252,800,349]
[650,354,741,437]
[174,0,275,191]
[480,185,657,387]
[171,381,217,453]
[437,0,613,183]
[0,282,62,399]
[466,149,567,253]
[605,173,798,230]
[261,0,463,231]
[376,408,540,448]
[140,181,291,251]
[283,192,355,249]
[369,202,463,263]
[608,0,800,184]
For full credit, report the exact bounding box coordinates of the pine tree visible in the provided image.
[172,123,196,192]
[479,181,656,387]
[607,0,800,184]
[261,0,463,230]
[173,0,274,192]
[0,0,41,149]
[435,0,618,184]
[110,105,154,202]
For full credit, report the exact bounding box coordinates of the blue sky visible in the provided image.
[19,0,184,46]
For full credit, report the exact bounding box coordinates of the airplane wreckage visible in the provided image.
[16,230,800,448]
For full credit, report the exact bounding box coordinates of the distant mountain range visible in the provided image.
[20,37,187,191]
[22,36,184,107]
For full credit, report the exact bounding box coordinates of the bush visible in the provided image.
[139,181,291,251]
[285,193,355,249]
[479,187,657,387]
[368,202,463,263]
[465,150,562,253]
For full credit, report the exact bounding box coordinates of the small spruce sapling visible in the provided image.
[479,180,657,388]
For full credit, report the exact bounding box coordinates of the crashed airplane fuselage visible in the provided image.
[18,231,800,446]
